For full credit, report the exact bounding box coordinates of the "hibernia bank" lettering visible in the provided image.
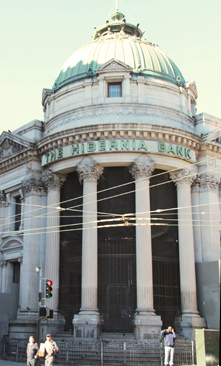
[42,139,195,166]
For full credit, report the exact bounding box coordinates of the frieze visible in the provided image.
[42,139,196,166]
[45,106,194,135]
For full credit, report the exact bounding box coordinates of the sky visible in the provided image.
[0,0,220,133]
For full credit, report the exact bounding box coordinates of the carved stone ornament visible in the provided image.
[42,170,67,190]
[170,169,197,186]
[0,139,24,159]
[45,105,194,135]
[0,190,5,205]
[199,173,220,191]
[77,157,103,183]
[130,155,155,179]
[191,177,201,193]
[22,177,45,195]
[0,261,7,267]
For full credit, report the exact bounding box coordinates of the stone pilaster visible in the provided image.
[198,173,220,262]
[191,178,202,262]
[18,176,46,313]
[43,170,66,312]
[73,157,103,341]
[130,155,162,341]
[0,261,8,293]
[170,169,206,339]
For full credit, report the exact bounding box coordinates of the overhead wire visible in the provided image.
[0,157,220,232]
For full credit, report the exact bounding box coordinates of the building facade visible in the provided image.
[0,10,220,342]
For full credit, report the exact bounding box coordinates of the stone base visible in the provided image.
[9,311,65,340]
[133,313,162,343]
[174,313,207,340]
[73,313,103,342]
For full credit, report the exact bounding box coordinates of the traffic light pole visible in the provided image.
[36,266,43,346]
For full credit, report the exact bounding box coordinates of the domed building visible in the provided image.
[0,10,220,343]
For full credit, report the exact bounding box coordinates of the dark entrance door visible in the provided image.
[97,167,136,333]
[98,238,136,333]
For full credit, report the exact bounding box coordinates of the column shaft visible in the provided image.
[45,187,60,310]
[135,177,154,313]
[176,181,198,314]
[80,179,98,312]
[43,171,66,311]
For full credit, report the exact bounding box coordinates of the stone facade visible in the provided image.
[0,10,220,343]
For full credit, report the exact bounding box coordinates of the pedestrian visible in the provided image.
[41,334,59,366]
[160,326,177,366]
[26,336,38,366]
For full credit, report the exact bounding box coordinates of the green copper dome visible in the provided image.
[52,11,185,92]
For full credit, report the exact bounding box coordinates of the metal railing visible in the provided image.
[0,336,195,365]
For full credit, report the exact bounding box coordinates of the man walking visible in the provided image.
[26,336,38,366]
[161,326,177,366]
[43,334,59,366]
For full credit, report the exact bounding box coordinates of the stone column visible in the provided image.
[170,169,206,339]
[73,157,103,341]
[43,171,66,312]
[130,155,162,341]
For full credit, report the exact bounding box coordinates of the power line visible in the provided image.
[0,158,220,230]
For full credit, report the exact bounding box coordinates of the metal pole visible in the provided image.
[37,266,42,346]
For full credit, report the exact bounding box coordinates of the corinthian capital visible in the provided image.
[129,155,155,180]
[77,157,103,183]
[42,170,66,190]
[170,169,197,186]
[199,173,220,191]
[22,176,44,196]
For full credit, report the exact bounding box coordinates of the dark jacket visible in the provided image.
[161,330,176,347]
[27,342,38,359]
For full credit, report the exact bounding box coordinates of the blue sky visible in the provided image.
[0,0,220,132]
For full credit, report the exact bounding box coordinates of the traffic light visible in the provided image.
[39,306,47,317]
[39,306,53,318]
[46,279,53,298]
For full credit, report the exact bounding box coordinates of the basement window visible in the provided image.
[108,83,122,98]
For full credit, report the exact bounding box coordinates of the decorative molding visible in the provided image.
[77,157,103,183]
[0,261,7,267]
[42,170,66,190]
[22,176,45,196]
[0,190,5,205]
[44,105,195,135]
[199,173,220,192]
[0,138,24,159]
[96,58,132,74]
[170,169,197,186]
[0,149,39,174]
[130,155,155,179]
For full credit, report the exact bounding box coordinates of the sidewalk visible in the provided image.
[0,361,26,365]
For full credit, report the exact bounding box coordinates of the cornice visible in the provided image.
[0,149,39,174]
[37,123,201,156]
